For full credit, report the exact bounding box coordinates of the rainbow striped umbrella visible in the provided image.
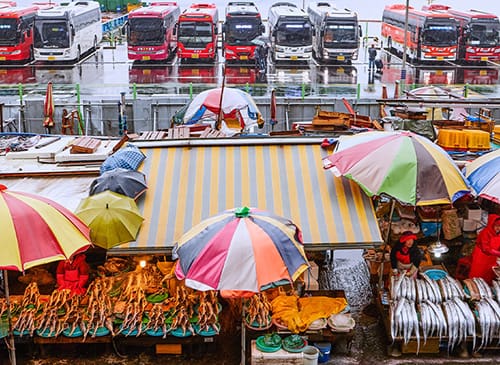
[464,149,500,204]
[182,87,264,131]
[173,207,309,296]
[323,131,471,206]
[0,184,92,271]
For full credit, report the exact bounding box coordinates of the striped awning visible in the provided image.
[110,139,383,254]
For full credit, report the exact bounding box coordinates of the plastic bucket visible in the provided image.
[302,345,319,365]
[314,342,332,363]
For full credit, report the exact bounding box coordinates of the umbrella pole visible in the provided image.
[3,270,17,365]
[216,66,226,131]
[378,200,396,291]
[241,304,246,365]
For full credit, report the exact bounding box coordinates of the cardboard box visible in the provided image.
[305,261,319,290]
[463,219,478,232]
[466,205,483,221]
[155,343,182,355]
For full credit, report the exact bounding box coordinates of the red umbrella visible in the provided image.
[43,81,55,130]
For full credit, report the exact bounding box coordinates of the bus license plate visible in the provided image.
[337,55,345,61]
[481,57,488,61]
[436,70,443,75]
[480,70,487,76]
[48,56,56,61]
[240,55,248,60]
[191,54,199,59]
[240,68,248,73]
[0,57,5,61]
[142,56,150,61]
[291,55,298,60]
[437,56,444,61]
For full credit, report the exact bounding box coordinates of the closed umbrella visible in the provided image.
[42,81,55,133]
[89,168,147,199]
[270,89,277,128]
[75,190,144,249]
[322,131,471,206]
[464,149,500,204]
[0,184,92,365]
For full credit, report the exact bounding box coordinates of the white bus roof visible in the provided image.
[36,1,100,17]
[308,2,357,18]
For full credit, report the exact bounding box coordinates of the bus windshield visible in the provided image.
[34,21,69,48]
[0,19,18,45]
[324,23,356,46]
[422,24,457,46]
[468,23,500,46]
[178,21,212,47]
[129,18,164,46]
[276,21,311,46]
[225,17,261,45]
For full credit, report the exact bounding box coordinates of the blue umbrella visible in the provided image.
[100,144,146,174]
[464,149,500,203]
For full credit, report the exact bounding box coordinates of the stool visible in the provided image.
[455,255,472,280]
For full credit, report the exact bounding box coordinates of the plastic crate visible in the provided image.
[464,129,490,151]
[437,129,467,151]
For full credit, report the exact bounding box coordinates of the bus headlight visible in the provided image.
[304,46,312,52]
[275,45,286,52]
[11,50,21,55]
[225,49,235,55]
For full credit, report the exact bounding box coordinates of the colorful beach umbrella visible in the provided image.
[42,81,55,130]
[182,87,264,131]
[0,184,92,364]
[0,184,92,271]
[322,131,471,206]
[173,207,309,297]
[75,190,144,249]
[90,168,147,199]
[464,149,500,204]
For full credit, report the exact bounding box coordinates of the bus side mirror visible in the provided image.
[260,24,265,33]
[320,29,324,37]
[358,25,363,38]
[71,28,75,37]
[221,24,225,33]
[214,25,218,35]
[26,29,31,38]
[173,24,177,36]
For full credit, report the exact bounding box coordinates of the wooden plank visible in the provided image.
[199,127,212,138]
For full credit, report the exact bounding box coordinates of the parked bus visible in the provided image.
[176,3,218,62]
[0,4,51,63]
[34,1,102,62]
[268,2,312,63]
[126,2,180,62]
[381,4,458,62]
[444,7,500,63]
[222,1,264,63]
[307,2,361,64]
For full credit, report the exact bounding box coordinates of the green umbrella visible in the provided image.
[75,191,144,249]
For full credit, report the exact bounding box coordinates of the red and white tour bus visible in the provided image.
[0,3,52,63]
[126,2,180,62]
[381,4,458,62]
[222,1,264,63]
[176,3,219,62]
[442,6,500,63]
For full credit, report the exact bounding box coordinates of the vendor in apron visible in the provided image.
[390,231,422,278]
[56,253,90,295]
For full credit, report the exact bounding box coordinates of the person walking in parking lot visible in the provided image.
[368,44,377,72]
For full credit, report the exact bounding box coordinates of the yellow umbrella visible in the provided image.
[75,190,144,249]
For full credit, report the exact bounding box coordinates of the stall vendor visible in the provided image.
[390,231,422,278]
[56,253,90,295]
[469,214,500,285]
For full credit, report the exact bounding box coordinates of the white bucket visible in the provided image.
[302,345,319,365]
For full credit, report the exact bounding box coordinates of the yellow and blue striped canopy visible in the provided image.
[110,140,383,254]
